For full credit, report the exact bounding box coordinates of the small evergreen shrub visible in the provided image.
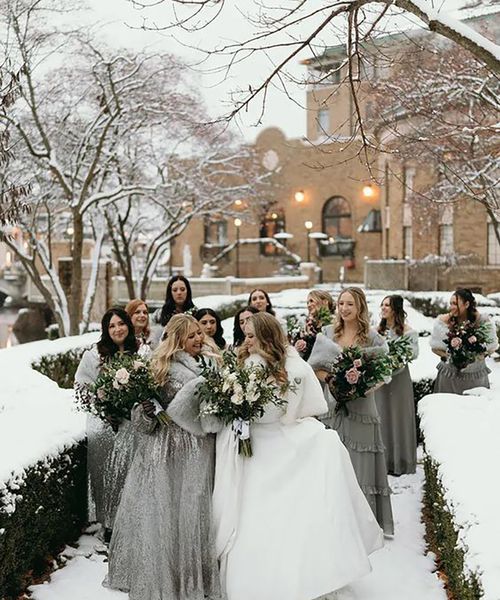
[413,377,434,444]
[216,299,248,321]
[0,443,87,599]
[423,457,483,600]
[408,296,448,318]
[31,347,87,389]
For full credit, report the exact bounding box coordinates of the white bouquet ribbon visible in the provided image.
[232,418,250,441]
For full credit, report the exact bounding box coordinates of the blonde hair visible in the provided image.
[238,312,288,385]
[308,290,335,313]
[151,314,201,385]
[125,299,150,339]
[334,287,370,346]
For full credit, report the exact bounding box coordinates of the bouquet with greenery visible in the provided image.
[290,306,334,360]
[445,320,492,370]
[387,335,414,372]
[76,354,169,426]
[305,305,334,336]
[286,313,306,342]
[197,351,290,457]
[326,347,393,415]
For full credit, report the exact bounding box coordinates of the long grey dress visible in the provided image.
[309,327,394,535]
[106,350,223,600]
[375,329,418,476]
[74,346,136,529]
[431,315,498,394]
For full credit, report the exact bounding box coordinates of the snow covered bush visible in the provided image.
[423,458,483,600]
[407,296,448,318]
[413,378,434,443]
[31,348,87,389]
[0,444,86,599]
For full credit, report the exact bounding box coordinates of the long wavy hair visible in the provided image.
[125,298,151,340]
[194,308,226,349]
[159,275,195,326]
[334,287,370,346]
[232,305,259,348]
[451,288,479,326]
[308,290,336,314]
[238,312,288,385]
[97,307,138,359]
[248,288,276,316]
[378,295,406,337]
[151,314,201,385]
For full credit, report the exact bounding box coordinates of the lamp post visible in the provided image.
[234,218,242,278]
[304,220,313,262]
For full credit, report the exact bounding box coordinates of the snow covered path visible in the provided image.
[28,464,445,600]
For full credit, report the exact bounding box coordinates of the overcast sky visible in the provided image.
[83,0,476,142]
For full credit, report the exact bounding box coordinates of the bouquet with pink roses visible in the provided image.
[76,354,169,425]
[445,320,492,370]
[325,346,393,415]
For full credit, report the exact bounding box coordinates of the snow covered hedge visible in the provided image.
[419,389,500,600]
[0,334,97,598]
[0,444,86,598]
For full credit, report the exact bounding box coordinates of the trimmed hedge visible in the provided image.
[408,296,448,318]
[413,377,434,444]
[0,443,87,599]
[216,298,248,322]
[423,457,483,600]
[31,347,87,389]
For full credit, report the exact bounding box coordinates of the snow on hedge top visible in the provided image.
[419,389,500,600]
[0,333,98,484]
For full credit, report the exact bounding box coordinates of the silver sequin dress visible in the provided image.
[74,346,136,529]
[375,329,419,476]
[309,328,394,535]
[106,350,223,600]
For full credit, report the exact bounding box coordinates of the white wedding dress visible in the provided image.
[212,349,384,600]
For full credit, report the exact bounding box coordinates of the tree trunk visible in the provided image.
[70,210,84,335]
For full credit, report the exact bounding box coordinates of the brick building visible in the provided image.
[171,9,500,293]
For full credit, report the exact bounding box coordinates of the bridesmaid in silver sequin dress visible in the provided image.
[309,288,394,536]
[106,314,223,600]
[74,308,139,532]
[375,295,418,476]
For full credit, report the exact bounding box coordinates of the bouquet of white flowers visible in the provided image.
[76,354,169,426]
[197,352,290,457]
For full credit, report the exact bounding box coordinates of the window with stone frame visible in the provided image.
[203,218,228,247]
[259,209,286,256]
[403,225,413,259]
[438,225,453,256]
[487,223,500,265]
[320,196,353,256]
[317,108,330,136]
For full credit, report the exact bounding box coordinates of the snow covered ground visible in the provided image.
[27,465,445,600]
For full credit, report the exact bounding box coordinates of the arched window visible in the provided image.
[260,209,286,256]
[321,196,354,257]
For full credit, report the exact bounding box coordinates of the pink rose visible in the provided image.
[97,388,106,400]
[353,359,362,368]
[450,337,462,349]
[345,368,360,385]
[468,335,477,344]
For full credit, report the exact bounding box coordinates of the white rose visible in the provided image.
[133,360,144,370]
[115,368,130,385]
[231,383,244,405]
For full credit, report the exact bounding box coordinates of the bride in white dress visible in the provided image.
[211,312,383,600]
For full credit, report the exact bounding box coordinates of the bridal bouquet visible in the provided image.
[387,336,414,372]
[445,320,492,370]
[326,347,392,415]
[76,354,169,426]
[198,351,290,457]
